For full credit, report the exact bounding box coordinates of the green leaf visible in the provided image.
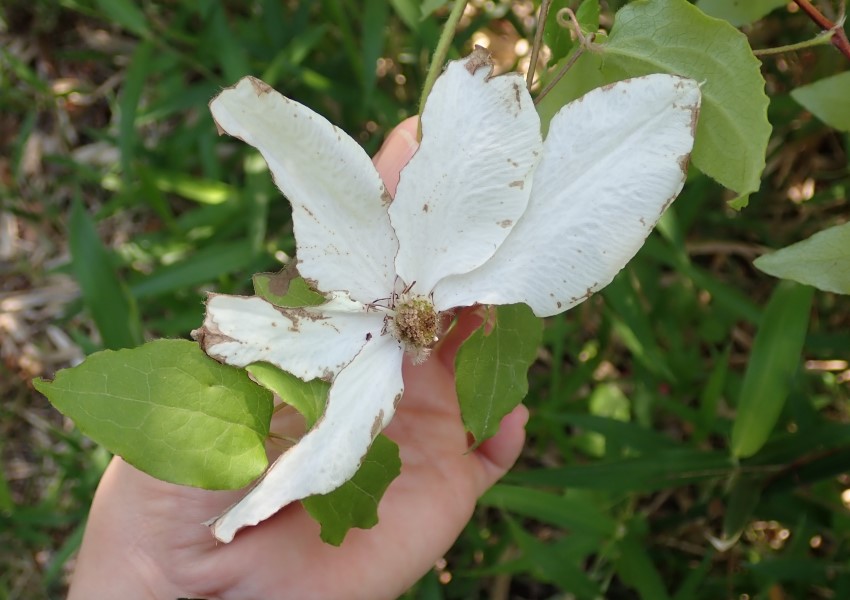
[93,0,150,37]
[33,339,272,489]
[513,448,736,492]
[420,0,448,18]
[455,304,542,444]
[602,0,770,207]
[302,435,401,545]
[361,0,389,104]
[480,484,617,537]
[69,198,143,349]
[246,363,328,427]
[119,40,153,184]
[754,221,850,294]
[731,282,814,458]
[696,0,787,26]
[246,360,399,545]
[253,268,325,307]
[791,71,850,132]
[129,240,257,300]
[615,519,671,600]
[720,476,762,546]
[544,0,600,65]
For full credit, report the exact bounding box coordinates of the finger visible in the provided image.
[434,305,491,369]
[471,404,529,496]
[373,116,419,195]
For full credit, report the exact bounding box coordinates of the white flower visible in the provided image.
[194,51,701,542]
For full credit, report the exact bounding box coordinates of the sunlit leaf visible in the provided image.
[34,340,272,489]
[253,268,325,307]
[539,0,770,208]
[602,0,770,208]
[69,198,143,349]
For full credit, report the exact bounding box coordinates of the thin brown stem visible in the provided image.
[793,0,850,61]
[533,45,585,106]
[526,0,553,91]
[533,8,593,106]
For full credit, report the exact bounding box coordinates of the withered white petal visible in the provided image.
[389,52,542,295]
[209,335,404,543]
[432,75,701,316]
[198,292,383,381]
[210,77,398,304]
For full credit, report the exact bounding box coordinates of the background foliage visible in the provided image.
[1,0,849,598]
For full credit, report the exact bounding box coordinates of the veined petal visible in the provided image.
[389,50,542,295]
[209,335,404,542]
[194,292,384,381]
[210,77,398,303]
[433,75,701,316]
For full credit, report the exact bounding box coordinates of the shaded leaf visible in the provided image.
[790,71,850,132]
[696,0,787,26]
[302,435,401,545]
[513,448,735,492]
[731,282,814,458]
[755,222,850,294]
[421,0,448,18]
[480,484,617,537]
[615,520,671,600]
[455,304,542,445]
[33,340,272,489]
[544,0,600,65]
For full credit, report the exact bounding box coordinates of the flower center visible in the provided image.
[389,295,439,361]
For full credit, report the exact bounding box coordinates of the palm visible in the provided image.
[74,321,524,599]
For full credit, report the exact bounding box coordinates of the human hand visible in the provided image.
[67,117,528,600]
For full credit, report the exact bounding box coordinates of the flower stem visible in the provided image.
[753,30,835,56]
[418,0,469,140]
[533,8,593,106]
[791,0,850,61]
[526,0,553,91]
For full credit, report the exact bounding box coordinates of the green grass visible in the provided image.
[2,1,850,598]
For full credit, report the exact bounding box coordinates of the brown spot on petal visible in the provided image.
[248,77,273,95]
[381,187,393,207]
[498,219,513,228]
[509,180,524,189]
[422,203,429,213]
[464,45,494,80]
[393,393,402,409]
[371,410,385,438]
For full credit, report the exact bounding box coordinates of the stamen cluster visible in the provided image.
[389,295,438,360]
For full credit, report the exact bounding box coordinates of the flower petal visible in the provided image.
[208,335,404,542]
[194,292,384,381]
[210,77,398,303]
[433,75,701,316]
[389,50,542,295]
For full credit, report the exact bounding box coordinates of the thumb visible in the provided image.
[471,404,529,495]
